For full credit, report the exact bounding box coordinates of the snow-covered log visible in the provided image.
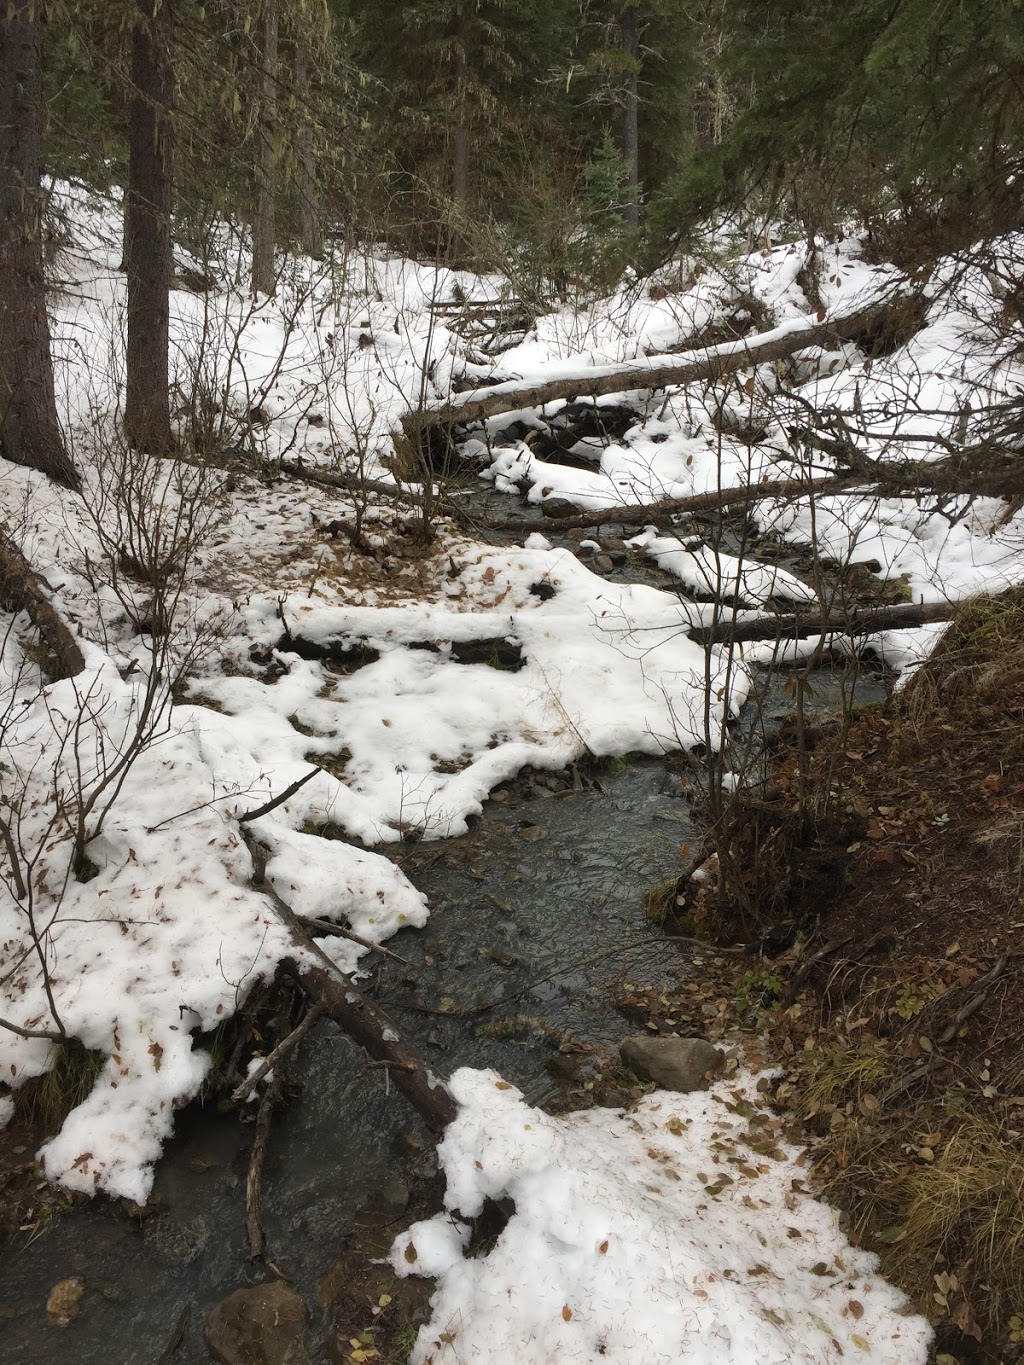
[689,598,957,646]
[483,475,859,535]
[398,296,905,446]
[0,529,84,679]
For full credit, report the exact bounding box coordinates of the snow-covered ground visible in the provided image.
[3,183,1023,1359]
[391,1069,932,1365]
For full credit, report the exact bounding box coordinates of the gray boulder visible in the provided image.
[205,1281,312,1365]
[619,1036,725,1092]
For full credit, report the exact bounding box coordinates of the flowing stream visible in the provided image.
[0,497,890,1362]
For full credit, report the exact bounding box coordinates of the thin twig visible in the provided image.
[246,1063,286,1261]
[0,814,27,901]
[154,1304,191,1365]
[0,1014,65,1043]
[232,1004,323,1104]
[238,767,319,824]
[397,933,747,1018]
[881,955,1009,1104]
[308,918,410,964]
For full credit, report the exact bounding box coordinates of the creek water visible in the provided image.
[0,759,702,1364]
[0,496,890,1363]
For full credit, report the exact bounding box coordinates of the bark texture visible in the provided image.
[620,5,640,228]
[688,598,957,647]
[0,529,85,680]
[251,0,279,296]
[0,1,79,489]
[124,0,174,454]
[293,34,322,260]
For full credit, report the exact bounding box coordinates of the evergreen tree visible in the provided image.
[652,0,1024,248]
[124,0,174,454]
[0,0,79,488]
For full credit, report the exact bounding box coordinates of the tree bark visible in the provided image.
[688,598,957,647]
[0,529,85,680]
[0,1,79,490]
[450,29,470,213]
[620,5,640,228]
[293,34,322,260]
[398,295,904,444]
[124,0,174,455]
[251,0,279,296]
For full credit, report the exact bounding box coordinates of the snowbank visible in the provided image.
[392,1068,932,1365]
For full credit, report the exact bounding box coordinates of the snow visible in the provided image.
[1,182,1022,1349]
[391,1068,932,1365]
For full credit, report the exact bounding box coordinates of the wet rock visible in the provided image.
[143,1212,211,1265]
[46,1277,84,1327]
[205,1281,312,1365]
[380,1174,410,1212]
[619,1036,725,1092]
[590,554,615,573]
[540,498,579,519]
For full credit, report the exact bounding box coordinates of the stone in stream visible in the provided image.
[46,1277,85,1327]
[619,1036,725,1092]
[540,498,579,519]
[205,1281,312,1365]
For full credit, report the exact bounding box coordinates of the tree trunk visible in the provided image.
[124,0,174,455]
[688,599,958,647]
[0,1,79,490]
[251,0,279,296]
[0,529,85,680]
[479,475,858,536]
[451,35,470,213]
[293,34,322,260]
[620,5,640,228]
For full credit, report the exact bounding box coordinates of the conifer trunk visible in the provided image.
[451,26,469,213]
[124,0,174,455]
[620,4,640,227]
[293,34,322,260]
[0,0,79,489]
[252,0,279,296]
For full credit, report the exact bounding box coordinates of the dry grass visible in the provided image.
[891,1117,1024,1323]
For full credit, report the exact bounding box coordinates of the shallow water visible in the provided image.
[0,484,890,1362]
[0,760,701,1365]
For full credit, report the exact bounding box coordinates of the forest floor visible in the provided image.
[614,593,1024,1365]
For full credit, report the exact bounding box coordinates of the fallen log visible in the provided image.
[689,598,958,647]
[242,829,457,1134]
[274,457,424,506]
[482,474,860,537]
[0,530,84,679]
[283,959,458,1133]
[399,296,904,446]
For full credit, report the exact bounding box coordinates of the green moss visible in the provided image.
[643,875,679,925]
